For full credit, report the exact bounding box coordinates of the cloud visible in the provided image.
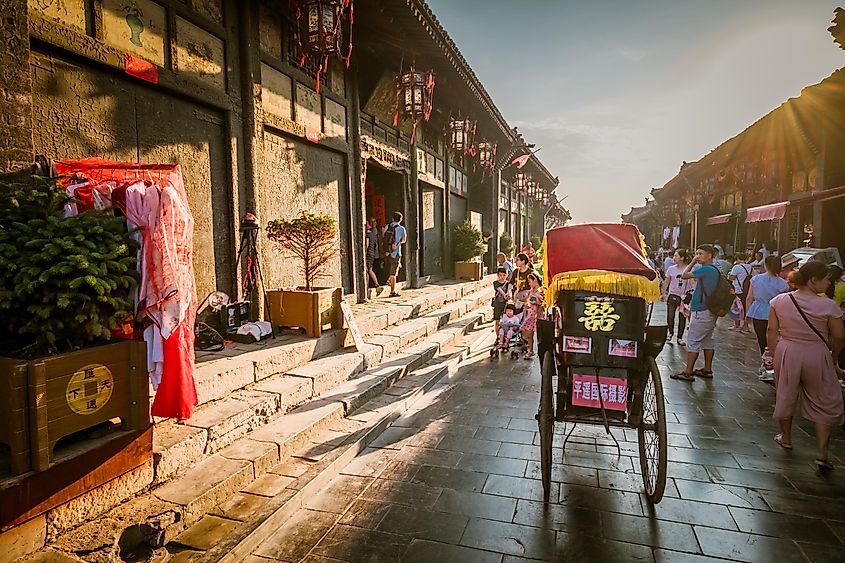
[616,48,648,62]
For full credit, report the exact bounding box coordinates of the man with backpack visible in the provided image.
[384,211,407,297]
[671,244,729,381]
[729,255,752,332]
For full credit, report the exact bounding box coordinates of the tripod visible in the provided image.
[233,215,274,335]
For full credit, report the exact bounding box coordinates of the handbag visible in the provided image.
[788,294,831,350]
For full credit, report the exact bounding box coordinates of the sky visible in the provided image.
[426,0,845,223]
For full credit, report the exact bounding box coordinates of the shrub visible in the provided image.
[452,220,487,262]
[266,212,340,291]
[499,232,514,255]
[0,176,138,356]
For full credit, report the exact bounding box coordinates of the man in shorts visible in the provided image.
[385,211,407,297]
[672,244,720,381]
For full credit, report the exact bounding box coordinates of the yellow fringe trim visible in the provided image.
[545,269,662,305]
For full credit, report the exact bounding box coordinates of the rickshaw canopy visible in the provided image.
[543,223,661,303]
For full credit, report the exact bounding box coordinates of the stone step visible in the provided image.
[45,314,494,561]
[149,286,491,483]
[191,281,493,407]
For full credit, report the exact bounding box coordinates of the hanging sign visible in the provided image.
[124,54,159,84]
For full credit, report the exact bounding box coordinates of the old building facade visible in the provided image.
[1,0,567,306]
[624,68,845,257]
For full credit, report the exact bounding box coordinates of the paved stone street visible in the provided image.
[247,308,845,562]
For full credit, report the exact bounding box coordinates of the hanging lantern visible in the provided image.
[395,66,435,144]
[477,141,497,172]
[449,117,476,155]
[513,172,526,193]
[295,0,353,92]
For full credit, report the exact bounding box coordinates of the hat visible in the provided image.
[781,253,799,268]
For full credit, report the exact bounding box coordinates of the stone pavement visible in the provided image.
[246,306,845,563]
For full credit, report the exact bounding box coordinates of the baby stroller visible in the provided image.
[491,305,527,359]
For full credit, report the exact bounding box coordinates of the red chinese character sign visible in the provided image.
[571,374,628,412]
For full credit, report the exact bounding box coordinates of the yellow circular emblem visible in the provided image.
[66,364,114,415]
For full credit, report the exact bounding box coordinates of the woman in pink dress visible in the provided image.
[768,260,845,471]
[521,272,547,359]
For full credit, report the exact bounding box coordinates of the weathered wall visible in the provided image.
[30,50,233,299]
[0,0,33,173]
[259,129,351,292]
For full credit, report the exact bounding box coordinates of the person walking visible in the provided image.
[521,271,546,359]
[663,248,692,346]
[509,252,534,313]
[365,220,383,296]
[768,260,845,471]
[671,244,721,382]
[384,211,407,297]
[746,256,789,382]
[729,255,753,332]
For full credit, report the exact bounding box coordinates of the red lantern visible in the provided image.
[513,172,526,192]
[395,66,435,143]
[477,141,497,172]
[449,117,476,155]
[295,0,353,92]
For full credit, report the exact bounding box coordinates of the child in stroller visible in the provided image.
[491,303,525,359]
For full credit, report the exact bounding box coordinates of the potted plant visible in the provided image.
[452,220,487,281]
[0,175,147,476]
[499,232,514,256]
[266,212,342,338]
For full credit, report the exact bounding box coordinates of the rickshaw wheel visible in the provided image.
[538,350,555,503]
[638,356,667,504]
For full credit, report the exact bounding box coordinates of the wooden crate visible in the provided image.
[0,358,29,475]
[24,339,149,472]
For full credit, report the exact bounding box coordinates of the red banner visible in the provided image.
[571,373,628,412]
[124,54,159,84]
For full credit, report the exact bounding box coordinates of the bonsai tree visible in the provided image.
[452,220,487,262]
[0,176,138,357]
[499,232,514,255]
[266,212,340,291]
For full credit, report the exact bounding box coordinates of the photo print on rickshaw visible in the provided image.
[562,335,592,354]
[608,338,638,358]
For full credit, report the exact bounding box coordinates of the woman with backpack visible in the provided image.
[767,260,845,471]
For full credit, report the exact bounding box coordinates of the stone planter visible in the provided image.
[267,287,342,338]
[454,260,483,281]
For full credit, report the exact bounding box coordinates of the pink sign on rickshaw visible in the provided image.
[571,373,628,412]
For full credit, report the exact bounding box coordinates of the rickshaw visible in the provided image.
[536,223,668,504]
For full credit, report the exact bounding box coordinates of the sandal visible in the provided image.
[774,434,793,450]
[524,352,535,360]
[816,459,835,471]
[693,368,713,378]
[670,371,695,381]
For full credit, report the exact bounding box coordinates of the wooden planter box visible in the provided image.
[455,260,483,281]
[0,340,149,475]
[267,287,342,338]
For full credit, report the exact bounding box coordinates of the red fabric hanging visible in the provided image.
[55,158,199,420]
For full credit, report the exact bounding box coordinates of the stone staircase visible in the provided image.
[27,277,495,562]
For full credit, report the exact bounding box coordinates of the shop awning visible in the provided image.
[706,214,732,225]
[745,201,788,223]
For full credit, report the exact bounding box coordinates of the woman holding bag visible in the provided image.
[767,260,845,471]
[663,249,692,346]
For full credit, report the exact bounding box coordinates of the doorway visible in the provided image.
[365,164,406,284]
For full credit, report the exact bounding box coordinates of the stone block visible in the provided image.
[194,358,254,406]
[219,439,279,478]
[253,375,314,411]
[358,343,383,369]
[175,514,242,551]
[378,320,428,348]
[333,366,404,414]
[248,340,319,382]
[242,473,296,497]
[0,514,45,562]
[232,389,282,422]
[46,460,154,540]
[402,342,439,364]
[153,423,208,484]
[287,353,364,396]
[154,455,253,525]
[211,493,270,522]
[249,400,344,460]
[365,334,402,360]
[184,398,254,454]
